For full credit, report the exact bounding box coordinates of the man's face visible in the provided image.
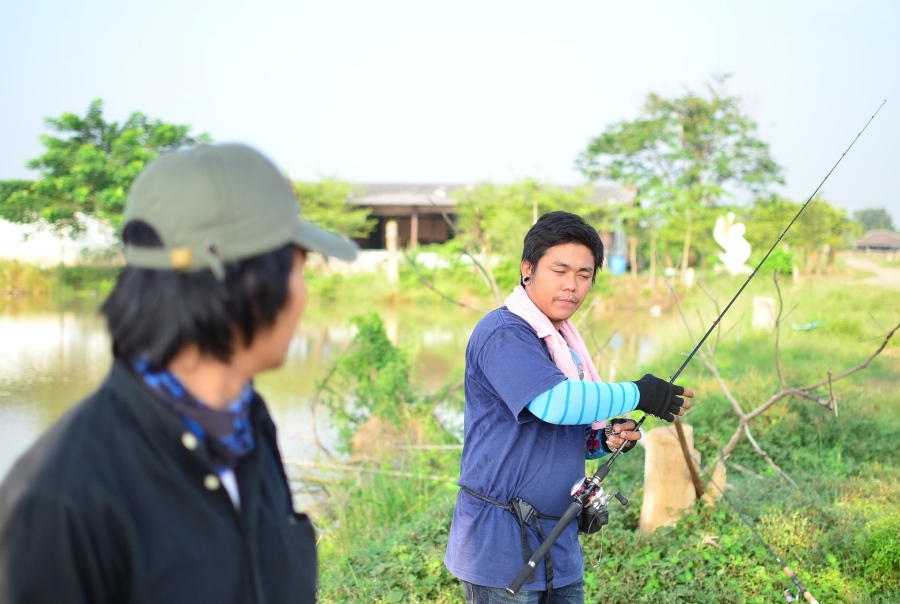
[521,243,595,328]
[245,247,308,373]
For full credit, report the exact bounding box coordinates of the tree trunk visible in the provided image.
[680,221,693,285]
[629,237,638,278]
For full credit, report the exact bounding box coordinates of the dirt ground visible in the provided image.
[842,253,900,288]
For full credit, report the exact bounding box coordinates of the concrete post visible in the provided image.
[386,220,399,284]
[639,424,699,533]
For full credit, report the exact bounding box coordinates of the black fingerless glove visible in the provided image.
[632,374,685,422]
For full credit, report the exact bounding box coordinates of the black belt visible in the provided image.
[461,486,561,600]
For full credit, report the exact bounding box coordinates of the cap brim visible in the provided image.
[293,220,359,261]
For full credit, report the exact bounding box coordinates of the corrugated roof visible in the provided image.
[350,184,465,207]
[856,229,900,249]
[348,183,637,207]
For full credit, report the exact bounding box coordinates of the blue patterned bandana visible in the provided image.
[133,360,256,471]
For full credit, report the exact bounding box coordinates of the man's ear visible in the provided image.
[520,260,533,279]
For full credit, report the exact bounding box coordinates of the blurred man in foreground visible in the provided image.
[0,143,357,603]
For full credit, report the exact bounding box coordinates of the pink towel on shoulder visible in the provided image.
[504,285,605,429]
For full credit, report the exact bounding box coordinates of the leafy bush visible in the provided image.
[857,515,900,591]
[760,247,795,275]
[316,312,419,450]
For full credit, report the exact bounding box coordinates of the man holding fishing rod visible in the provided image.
[445,211,694,603]
[0,143,357,602]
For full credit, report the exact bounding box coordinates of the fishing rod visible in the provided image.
[506,99,887,597]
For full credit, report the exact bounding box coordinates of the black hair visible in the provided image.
[101,220,296,369]
[520,211,604,285]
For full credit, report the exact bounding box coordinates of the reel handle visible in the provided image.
[505,500,582,596]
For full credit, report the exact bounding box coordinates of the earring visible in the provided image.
[523,275,532,285]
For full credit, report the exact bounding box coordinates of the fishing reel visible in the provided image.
[570,476,628,534]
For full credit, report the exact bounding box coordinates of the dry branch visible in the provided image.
[665,272,900,489]
[402,251,486,313]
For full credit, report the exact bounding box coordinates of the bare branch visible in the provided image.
[434,204,503,303]
[773,274,786,387]
[828,371,838,417]
[783,388,831,409]
[575,296,601,330]
[402,251,486,313]
[867,312,888,334]
[745,390,794,421]
[700,352,748,418]
[308,340,360,459]
[728,462,765,480]
[721,422,746,458]
[743,424,798,488]
[800,320,900,389]
[696,281,724,357]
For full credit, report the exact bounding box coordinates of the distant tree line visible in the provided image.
[0,90,893,277]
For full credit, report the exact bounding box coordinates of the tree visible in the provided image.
[747,195,855,273]
[449,180,605,301]
[1,99,210,237]
[576,74,783,282]
[292,179,376,240]
[853,207,895,232]
[0,181,32,223]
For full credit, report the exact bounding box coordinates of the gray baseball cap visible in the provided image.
[123,143,358,277]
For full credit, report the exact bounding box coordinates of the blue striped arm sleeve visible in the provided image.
[526,380,640,425]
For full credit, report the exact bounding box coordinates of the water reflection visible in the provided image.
[0,298,481,478]
[0,297,660,479]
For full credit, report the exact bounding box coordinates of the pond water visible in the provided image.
[0,295,661,479]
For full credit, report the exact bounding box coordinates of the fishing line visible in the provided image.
[692,455,820,604]
[603,99,888,466]
[669,98,887,383]
[632,100,889,602]
[506,99,887,597]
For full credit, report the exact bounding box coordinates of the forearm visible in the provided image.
[526,380,639,425]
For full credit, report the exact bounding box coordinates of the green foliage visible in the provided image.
[857,515,900,590]
[317,312,419,450]
[759,247,795,275]
[312,313,465,603]
[576,75,783,278]
[747,196,856,267]
[0,180,33,218]
[0,260,54,296]
[293,179,376,239]
[577,74,783,209]
[440,180,612,302]
[454,180,601,257]
[2,99,210,237]
[318,461,463,604]
[0,260,118,298]
[853,208,895,232]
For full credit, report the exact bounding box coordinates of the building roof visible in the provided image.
[348,182,637,208]
[856,229,900,249]
[349,184,465,208]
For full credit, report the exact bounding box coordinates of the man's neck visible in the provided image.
[167,346,250,410]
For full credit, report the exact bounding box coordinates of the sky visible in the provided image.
[2,0,898,225]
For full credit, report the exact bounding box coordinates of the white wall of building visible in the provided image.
[0,216,117,266]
